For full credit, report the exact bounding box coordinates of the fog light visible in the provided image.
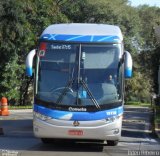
[113,128,119,134]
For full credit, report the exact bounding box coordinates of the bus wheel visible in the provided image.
[107,140,118,146]
[41,138,53,144]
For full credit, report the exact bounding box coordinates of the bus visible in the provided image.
[26,23,132,146]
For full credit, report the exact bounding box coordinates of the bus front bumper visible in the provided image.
[33,115,122,141]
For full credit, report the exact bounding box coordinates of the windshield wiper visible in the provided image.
[55,44,100,110]
[80,79,101,110]
[56,78,74,104]
[56,78,101,110]
[56,46,78,105]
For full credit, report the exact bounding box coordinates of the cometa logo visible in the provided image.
[69,107,87,112]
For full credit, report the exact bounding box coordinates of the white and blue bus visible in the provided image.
[26,23,132,146]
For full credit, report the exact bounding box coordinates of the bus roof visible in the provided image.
[40,23,123,43]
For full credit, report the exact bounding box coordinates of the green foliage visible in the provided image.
[137,5,160,49]
[136,6,160,95]
[0,0,160,105]
[0,0,68,105]
[1,54,23,103]
[125,71,151,102]
[125,101,151,107]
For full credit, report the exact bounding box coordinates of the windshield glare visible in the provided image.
[36,42,122,106]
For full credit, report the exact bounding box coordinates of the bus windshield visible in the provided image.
[36,42,122,107]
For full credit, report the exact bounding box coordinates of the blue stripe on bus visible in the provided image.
[34,104,123,121]
[40,34,121,43]
[125,69,132,78]
[26,67,33,77]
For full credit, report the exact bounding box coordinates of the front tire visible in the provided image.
[107,140,118,146]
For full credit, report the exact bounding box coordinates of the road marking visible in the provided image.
[122,128,152,133]
[123,119,145,123]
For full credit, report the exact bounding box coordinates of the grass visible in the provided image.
[9,105,32,110]
[125,101,151,107]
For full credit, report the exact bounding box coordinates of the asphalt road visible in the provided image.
[0,106,160,156]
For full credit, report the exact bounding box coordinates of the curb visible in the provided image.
[9,109,32,113]
[0,109,33,120]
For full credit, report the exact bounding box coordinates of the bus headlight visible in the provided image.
[105,115,122,124]
[34,112,52,121]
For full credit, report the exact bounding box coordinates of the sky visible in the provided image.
[129,0,160,7]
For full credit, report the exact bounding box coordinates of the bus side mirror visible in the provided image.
[26,49,36,77]
[124,51,132,78]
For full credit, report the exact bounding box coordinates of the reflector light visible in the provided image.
[39,42,46,51]
[39,42,46,57]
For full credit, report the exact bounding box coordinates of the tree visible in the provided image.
[1,0,160,104]
[137,5,160,95]
[0,0,29,104]
[0,0,68,105]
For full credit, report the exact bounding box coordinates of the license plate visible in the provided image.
[68,130,83,136]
